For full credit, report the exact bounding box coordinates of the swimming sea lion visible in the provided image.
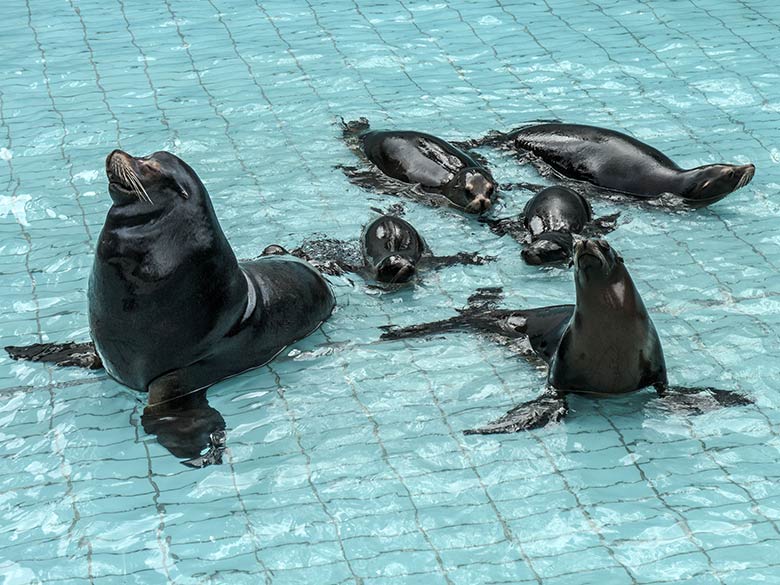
[6,150,335,465]
[483,186,620,265]
[468,122,755,208]
[381,239,752,432]
[265,212,493,286]
[340,118,497,213]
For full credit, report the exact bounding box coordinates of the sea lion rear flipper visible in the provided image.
[583,212,621,238]
[4,341,102,370]
[423,251,496,270]
[463,389,568,434]
[380,286,506,340]
[377,286,505,339]
[655,384,753,414]
[379,314,469,341]
[143,380,227,468]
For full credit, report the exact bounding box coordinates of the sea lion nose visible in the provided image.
[106,149,134,175]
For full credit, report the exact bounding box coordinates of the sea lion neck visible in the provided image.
[574,262,640,315]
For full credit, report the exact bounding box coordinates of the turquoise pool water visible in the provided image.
[2,0,779,583]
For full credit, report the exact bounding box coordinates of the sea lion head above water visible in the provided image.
[106,149,200,210]
[678,163,755,205]
[446,167,496,213]
[572,238,624,283]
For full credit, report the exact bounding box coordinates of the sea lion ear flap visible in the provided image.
[617,253,624,264]
[178,185,190,199]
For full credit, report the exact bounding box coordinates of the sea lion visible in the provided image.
[467,122,755,208]
[340,118,497,213]
[264,212,492,286]
[381,239,752,432]
[483,186,620,266]
[6,150,335,466]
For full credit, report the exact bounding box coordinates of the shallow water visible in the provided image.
[1,0,780,583]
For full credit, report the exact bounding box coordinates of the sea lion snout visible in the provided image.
[466,194,493,213]
[735,163,755,190]
[376,255,417,284]
[573,239,609,272]
[464,172,495,213]
[106,149,154,205]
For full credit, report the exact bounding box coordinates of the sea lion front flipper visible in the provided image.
[465,287,505,310]
[583,212,621,238]
[451,129,514,150]
[423,251,496,270]
[479,215,526,239]
[4,341,102,370]
[463,149,491,169]
[142,380,227,468]
[339,164,425,202]
[339,117,371,160]
[498,181,547,194]
[655,384,753,414]
[286,237,361,277]
[463,390,568,434]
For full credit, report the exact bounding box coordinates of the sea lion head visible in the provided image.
[522,232,575,266]
[262,244,289,256]
[682,163,755,206]
[447,167,496,214]
[362,215,423,284]
[105,149,202,212]
[523,186,591,236]
[375,254,417,284]
[573,238,624,285]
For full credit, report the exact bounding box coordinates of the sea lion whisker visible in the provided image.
[129,173,153,204]
[121,167,153,204]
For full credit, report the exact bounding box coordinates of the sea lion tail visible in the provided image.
[5,341,102,369]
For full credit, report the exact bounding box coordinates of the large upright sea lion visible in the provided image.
[381,239,752,432]
[6,150,335,466]
[467,122,755,208]
[340,118,498,213]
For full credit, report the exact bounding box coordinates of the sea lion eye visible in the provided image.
[597,240,610,250]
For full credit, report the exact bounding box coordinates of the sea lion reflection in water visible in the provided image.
[6,150,335,466]
[381,239,752,432]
